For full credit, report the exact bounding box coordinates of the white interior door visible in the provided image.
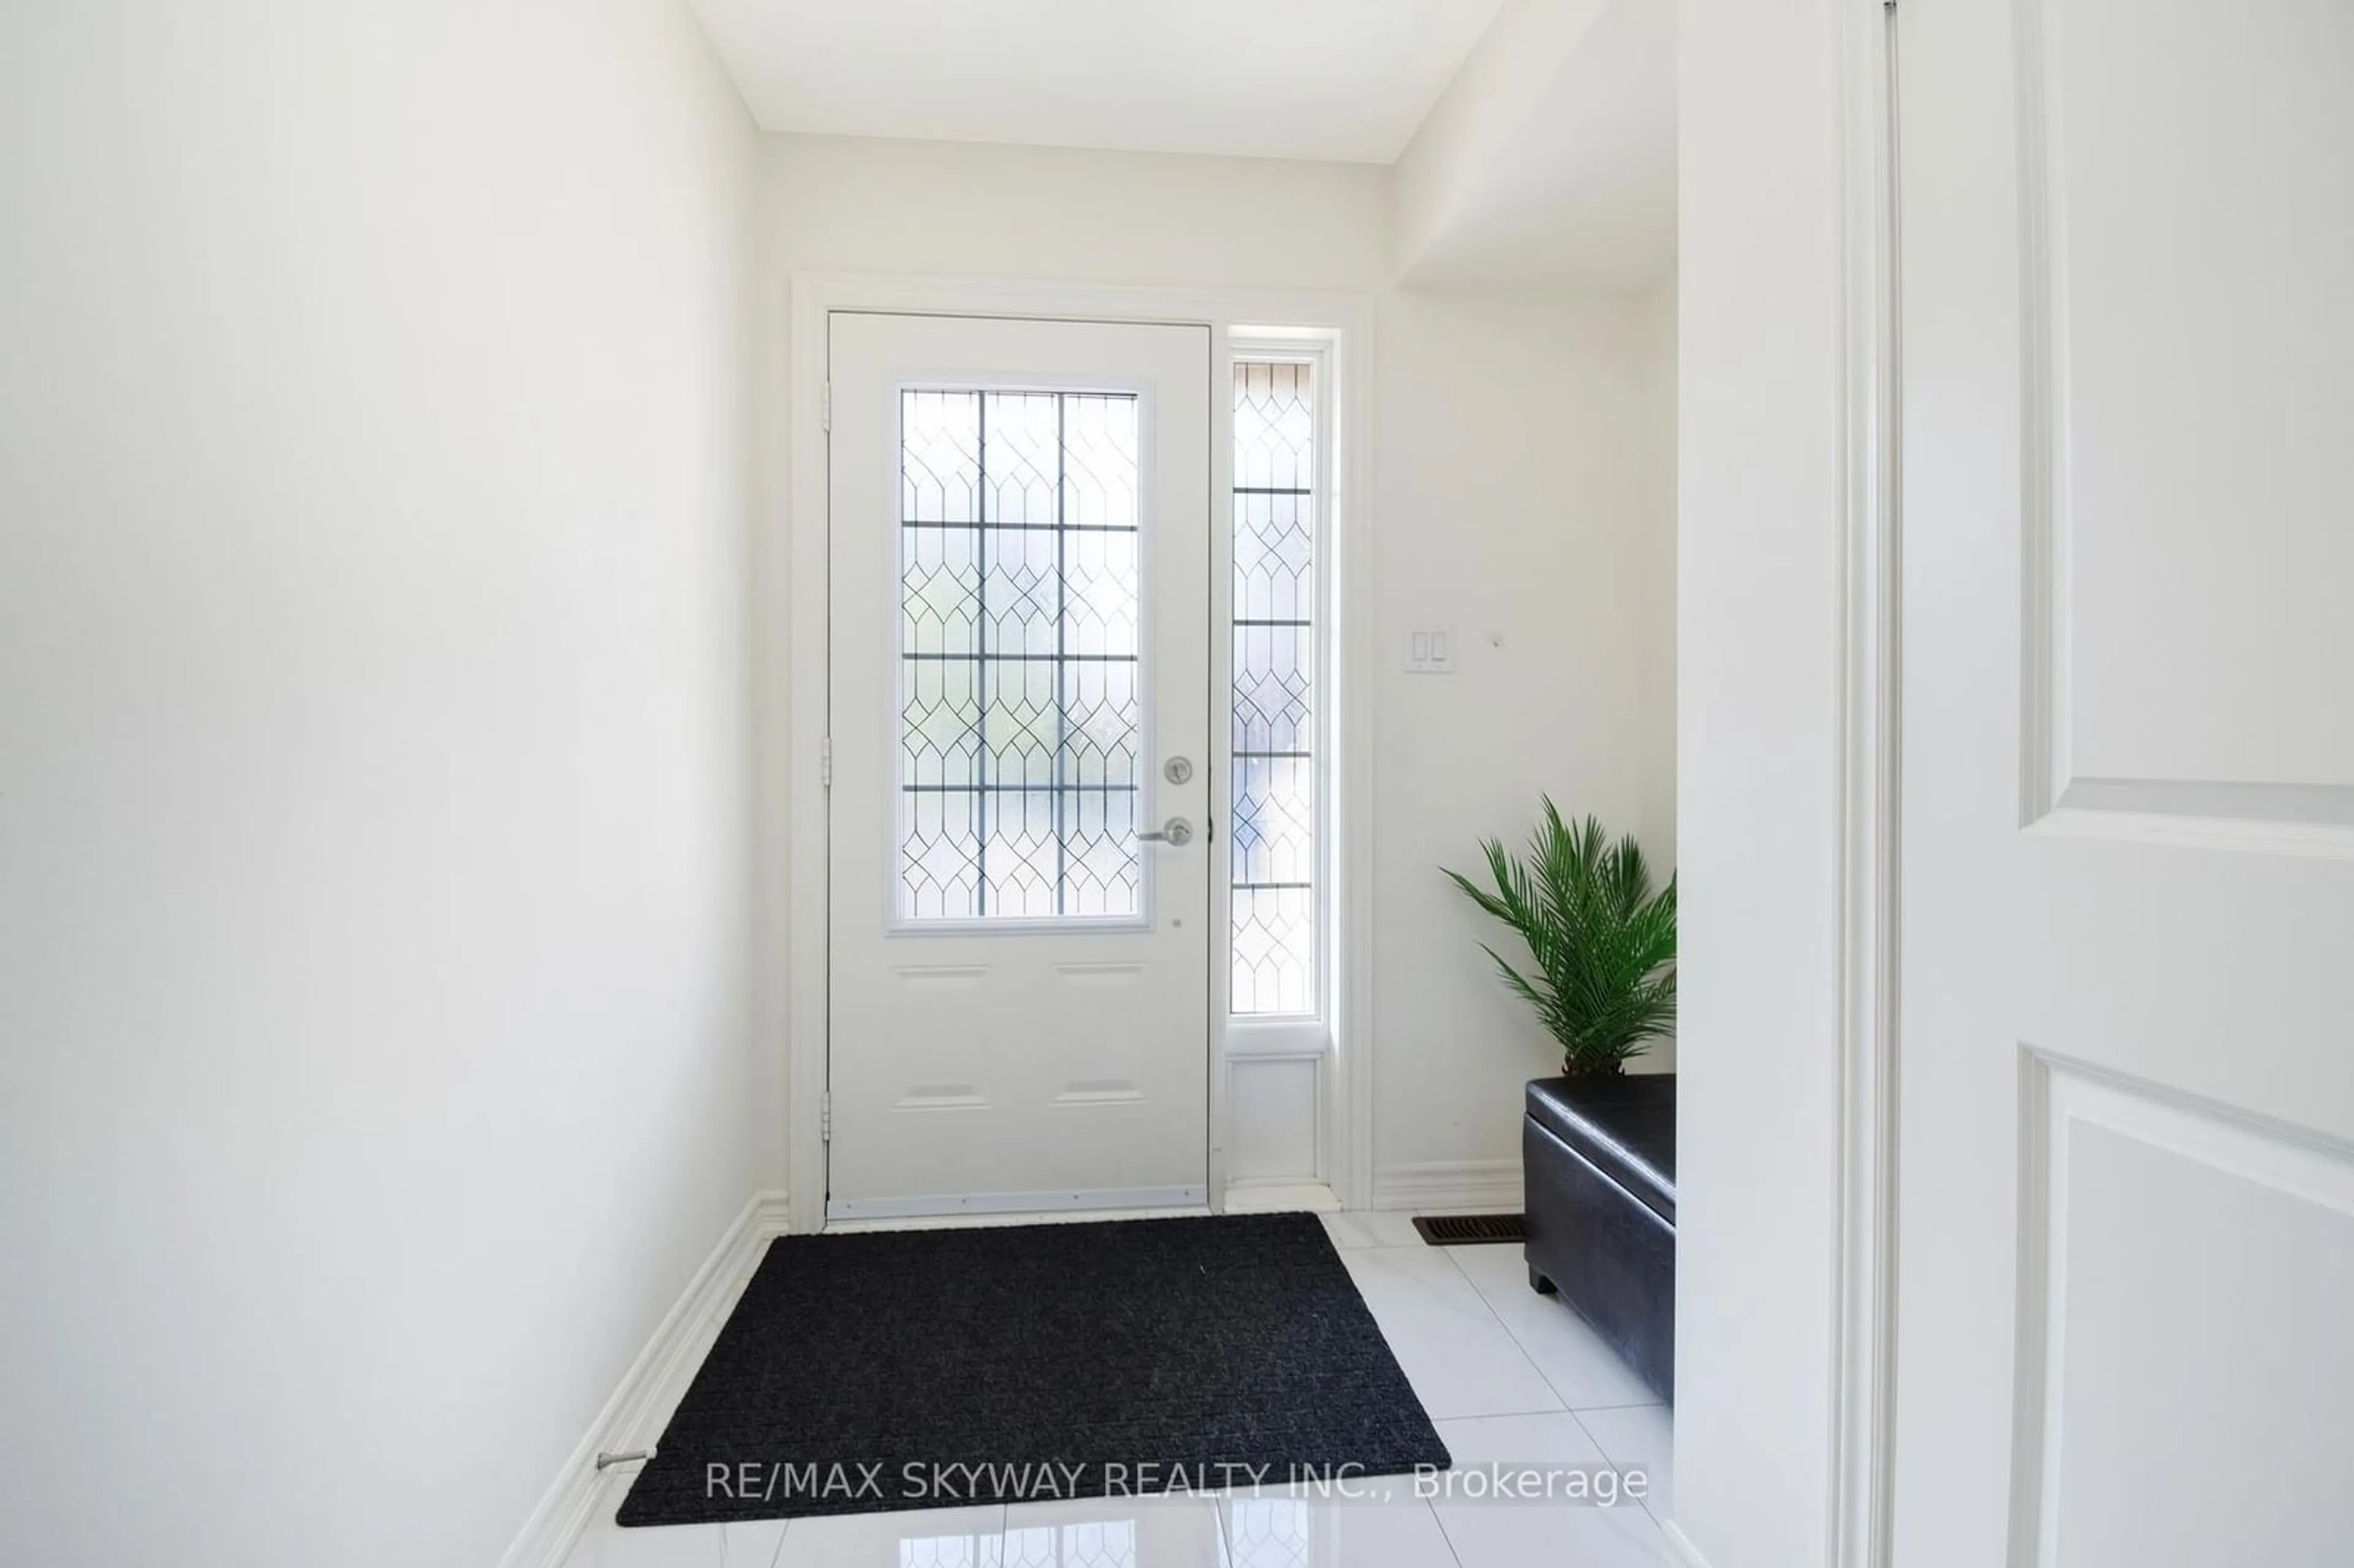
[1894,2,2354,1562]
[825,311,1213,1221]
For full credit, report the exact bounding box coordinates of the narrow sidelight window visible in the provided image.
[1230,360,1320,1014]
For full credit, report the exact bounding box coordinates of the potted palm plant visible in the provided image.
[1447,798,1681,1401]
[1444,797,1677,1078]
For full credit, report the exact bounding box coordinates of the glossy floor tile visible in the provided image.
[1445,1243,1666,1412]
[1221,1493,1461,1568]
[1338,1243,1563,1420]
[1572,1401,1675,1526]
[1316,1211,1428,1249]
[774,1505,1009,1567]
[1002,1495,1228,1567]
[1426,1413,1670,1568]
[566,1470,788,1568]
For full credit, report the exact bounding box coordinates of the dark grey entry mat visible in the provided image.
[617,1212,1450,1525]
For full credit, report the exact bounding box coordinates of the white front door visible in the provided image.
[825,311,1213,1221]
[1894,2,2354,1563]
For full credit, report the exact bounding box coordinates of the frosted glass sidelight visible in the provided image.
[1230,362,1318,1014]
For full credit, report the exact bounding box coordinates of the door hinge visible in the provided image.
[821,735,832,789]
[821,380,832,433]
[820,1090,832,1143]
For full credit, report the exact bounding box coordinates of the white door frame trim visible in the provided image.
[785,272,1378,1236]
[1830,2,1900,1566]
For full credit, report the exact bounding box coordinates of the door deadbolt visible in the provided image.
[1164,756,1194,785]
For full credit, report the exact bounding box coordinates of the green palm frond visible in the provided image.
[1442,797,1677,1077]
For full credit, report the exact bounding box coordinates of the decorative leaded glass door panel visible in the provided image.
[826,313,1211,1220]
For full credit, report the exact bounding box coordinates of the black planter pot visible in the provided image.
[1522,1071,1678,1404]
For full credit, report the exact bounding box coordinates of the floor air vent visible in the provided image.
[1411,1213,1526,1246]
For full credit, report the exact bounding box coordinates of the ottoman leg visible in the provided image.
[1529,1264,1558,1295]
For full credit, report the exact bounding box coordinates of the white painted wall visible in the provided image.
[0,5,760,1566]
[1371,285,1677,1193]
[750,134,1678,1205]
[1673,0,1845,1564]
[1398,0,1678,292]
[1632,276,1680,865]
[761,132,1395,289]
[1393,0,1620,270]
[745,139,1396,1193]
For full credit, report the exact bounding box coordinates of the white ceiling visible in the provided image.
[689,0,1507,163]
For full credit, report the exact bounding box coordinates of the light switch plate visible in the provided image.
[1404,625,1456,674]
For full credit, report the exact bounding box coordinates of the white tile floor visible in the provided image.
[563,1217,1675,1568]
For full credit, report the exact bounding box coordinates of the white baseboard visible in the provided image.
[1661,1519,1715,1568]
[1222,1178,1343,1214]
[497,1188,790,1568]
[1371,1159,1523,1212]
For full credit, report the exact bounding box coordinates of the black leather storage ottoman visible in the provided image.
[1523,1073,1676,1403]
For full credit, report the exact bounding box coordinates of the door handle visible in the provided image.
[1138,817,1194,848]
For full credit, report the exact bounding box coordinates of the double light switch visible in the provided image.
[1405,626,1455,674]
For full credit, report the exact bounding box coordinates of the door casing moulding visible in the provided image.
[785,273,1379,1236]
[1830,2,1901,1567]
[495,1189,790,1568]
